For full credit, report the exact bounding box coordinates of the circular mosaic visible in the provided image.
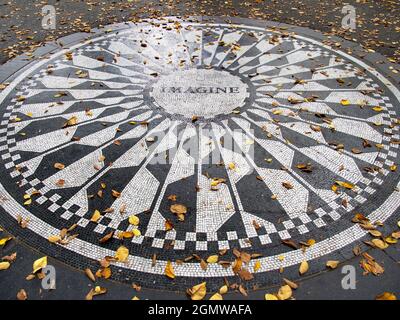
[0,17,399,290]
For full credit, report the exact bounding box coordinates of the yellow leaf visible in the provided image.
[128,215,140,226]
[165,261,175,279]
[372,106,383,112]
[277,285,292,300]
[132,296,140,300]
[0,237,12,246]
[254,260,261,272]
[91,210,102,222]
[299,261,309,275]
[115,246,129,262]
[371,238,389,249]
[306,239,316,247]
[187,282,207,300]
[209,293,223,300]
[33,256,47,273]
[341,99,350,106]
[335,180,355,190]
[48,235,61,243]
[132,229,141,237]
[265,293,278,300]
[24,199,32,206]
[219,285,228,295]
[390,165,397,172]
[63,116,78,127]
[206,255,219,264]
[376,292,397,300]
[326,260,340,269]
[0,262,10,270]
[228,162,236,170]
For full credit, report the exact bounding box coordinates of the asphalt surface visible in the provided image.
[0,0,399,65]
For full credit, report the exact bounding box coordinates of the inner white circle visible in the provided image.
[151,69,248,117]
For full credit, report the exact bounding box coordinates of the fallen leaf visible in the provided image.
[277,285,292,300]
[85,268,96,282]
[165,261,175,279]
[33,256,47,273]
[335,180,355,190]
[99,231,114,244]
[2,252,17,262]
[86,286,107,300]
[187,282,207,300]
[265,293,278,300]
[206,255,219,264]
[283,278,298,289]
[17,289,27,300]
[299,261,309,275]
[0,261,10,270]
[209,293,223,300]
[219,285,228,295]
[326,260,340,269]
[48,235,61,244]
[0,237,12,246]
[128,215,140,226]
[54,163,65,170]
[254,260,261,272]
[91,210,102,223]
[63,116,78,128]
[115,246,129,262]
[376,292,397,300]
[170,204,187,221]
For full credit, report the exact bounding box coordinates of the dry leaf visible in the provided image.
[170,204,187,221]
[165,261,175,279]
[91,210,102,223]
[254,260,261,272]
[299,261,309,275]
[63,116,78,128]
[17,289,27,301]
[54,163,65,170]
[209,293,223,300]
[85,268,96,282]
[206,255,218,264]
[0,237,12,246]
[283,278,298,289]
[0,261,10,270]
[115,246,129,262]
[99,231,114,244]
[277,285,292,300]
[187,282,207,300]
[48,235,61,243]
[219,285,228,295]
[265,293,278,300]
[326,260,340,269]
[128,215,140,226]
[86,286,107,300]
[33,256,47,273]
[376,292,397,300]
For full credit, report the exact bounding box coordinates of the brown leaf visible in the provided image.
[283,278,298,289]
[54,163,65,170]
[17,289,27,301]
[238,268,254,281]
[85,268,96,282]
[282,181,293,189]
